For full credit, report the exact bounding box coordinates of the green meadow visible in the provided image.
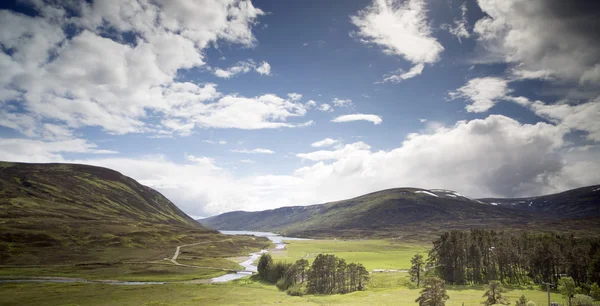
[272,239,429,270]
[0,239,572,306]
[0,277,564,306]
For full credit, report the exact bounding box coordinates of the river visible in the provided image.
[0,231,308,285]
[210,230,310,282]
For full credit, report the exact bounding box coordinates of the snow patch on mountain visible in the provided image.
[415,190,439,197]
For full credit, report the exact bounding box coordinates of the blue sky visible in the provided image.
[1,0,599,218]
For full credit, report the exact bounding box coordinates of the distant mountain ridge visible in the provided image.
[199,186,600,238]
[479,185,600,217]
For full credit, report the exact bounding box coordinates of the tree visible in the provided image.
[482,280,509,305]
[295,259,309,283]
[416,277,450,306]
[411,253,426,288]
[257,253,273,279]
[516,294,528,306]
[590,283,600,301]
[559,277,577,306]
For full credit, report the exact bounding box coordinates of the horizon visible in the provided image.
[1,0,599,219]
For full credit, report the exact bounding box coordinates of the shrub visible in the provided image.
[286,284,304,296]
[572,294,595,306]
[526,302,536,306]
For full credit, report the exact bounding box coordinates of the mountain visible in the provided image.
[0,162,265,265]
[199,187,600,238]
[479,185,600,217]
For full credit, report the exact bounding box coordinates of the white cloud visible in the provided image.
[255,61,271,75]
[213,59,272,78]
[287,93,303,101]
[333,98,352,107]
[380,63,424,83]
[311,138,340,148]
[0,0,275,139]
[2,115,599,217]
[318,104,333,112]
[442,2,470,43]
[0,138,117,162]
[214,61,254,78]
[332,114,383,125]
[203,140,227,145]
[231,148,275,154]
[240,159,255,164]
[305,100,317,109]
[449,77,510,112]
[185,154,220,170]
[298,142,371,161]
[473,0,600,83]
[514,97,600,142]
[419,118,427,123]
[351,0,444,80]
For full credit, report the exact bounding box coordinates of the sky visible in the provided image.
[0,0,599,218]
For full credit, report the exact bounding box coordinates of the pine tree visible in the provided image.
[411,253,425,288]
[516,294,528,306]
[416,277,450,306]
[590,283,600,301]
[257,253,273,279]
[295,259,309,283]
[482,280,509,305]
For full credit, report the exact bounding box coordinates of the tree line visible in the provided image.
[257,253,369,295]
[426,229,600,287]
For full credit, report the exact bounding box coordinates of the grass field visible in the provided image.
[0,278,566,306]
[273,239,429,270]
[0,239,579,305]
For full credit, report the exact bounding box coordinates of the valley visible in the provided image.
[1,162,599,305]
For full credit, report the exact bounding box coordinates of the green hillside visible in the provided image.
[200,187,600,238]
[0,162,266,266]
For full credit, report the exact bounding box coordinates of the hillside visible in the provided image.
[0,162,267,265]
[479,185,600,217]
[199,187,600,238]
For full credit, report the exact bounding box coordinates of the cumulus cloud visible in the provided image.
[0,0,292,140]
[318,104,333,112]
[449,77,511,112]
[231,148,275,154]
[287,93,303,101]
[332,114,383,125]
[255,61,271,75]
[305,100,317,109]
[351,0,444,81]
[213,59,272,78]
[473,0,600,84]
[3,114,597,217]
[510,96,600,142]
[311,138,340,148]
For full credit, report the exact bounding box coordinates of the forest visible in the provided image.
[427,229,600,287]
[257,253,369,295]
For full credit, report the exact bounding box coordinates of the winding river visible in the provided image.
[210,230,310,282]
[0,231,308,285]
